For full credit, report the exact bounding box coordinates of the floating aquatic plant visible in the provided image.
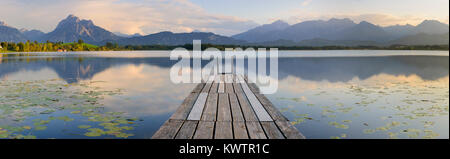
[276,77,448,139]
[0,79,140,139]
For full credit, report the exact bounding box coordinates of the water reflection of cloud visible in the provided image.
[1,68,60,81]
[83,64,196,116]
[279,73,450,94]
[1,63,194,116]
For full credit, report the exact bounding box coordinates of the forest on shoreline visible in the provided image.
[1,40,448,53]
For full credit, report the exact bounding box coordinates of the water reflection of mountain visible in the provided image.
[277,56,449,82]
[0,57,178,83]
[0,56,448,83]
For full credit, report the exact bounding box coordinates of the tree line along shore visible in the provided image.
[1,40,448,53]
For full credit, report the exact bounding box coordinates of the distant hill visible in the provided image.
[233,18,360,43]
[330,21,392,42]
[383,24,416,39]
[298,38,381,47]
[383,20,449,39]
[281,18,357,42]
[0,21,27,42]
[232,20,290,42]
[20,29,45,41]
[109,31,245,46]
[414,20,449,35]
[246,39,298,46]
[233,18,449,45]
[40,15,120,43]
[390,33,449,45]
[114,32,142,38]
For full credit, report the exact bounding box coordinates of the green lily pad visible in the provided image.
[78,125,91,129]
[34,126,47,131]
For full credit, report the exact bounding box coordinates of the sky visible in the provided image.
[0,0,448,36]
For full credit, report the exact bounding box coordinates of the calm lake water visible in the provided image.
[0,50,448,139]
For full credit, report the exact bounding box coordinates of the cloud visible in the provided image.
[301,0,312,6]
[0,0,258,36]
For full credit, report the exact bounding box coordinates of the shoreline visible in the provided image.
[1,50,448,59]
[1,48,449,54]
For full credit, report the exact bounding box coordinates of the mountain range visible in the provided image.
[0,15,448,46]
[105,31,245,46]
[234,18,449,46]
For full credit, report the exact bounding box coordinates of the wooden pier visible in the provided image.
[152,74,305,139]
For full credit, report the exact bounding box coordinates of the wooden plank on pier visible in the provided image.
[217,93,232,121]
[192,83,205,93]
[248,83,260,94]
[202,83,212,93]
[187,93,208,120]
[233,83,243,93]
[225,83,234,93]
[154,73,305,139]
[170,93,199,120]
[151,119,184,139]
[254,93,288,121]
[201,93,218,121]
[215,121,233,139]
[210,83,218,93]
[229,93,244,121]
[225,74,234,95]
[246,121,267,139]
[233,122,249,139]
[201,76,214,93]
[275,120,305,139]
[175,120,198,139]
[234,83,259,121]
[243,76,260,93]
[193,121,215,139]
[238,76,273,121]
[260,121,285,139]
[218,75,225,93]
[225,74,233,83]
[218,83,225,93]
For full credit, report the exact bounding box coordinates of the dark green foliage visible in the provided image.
[1,41,448,52]
[123,44,449,51]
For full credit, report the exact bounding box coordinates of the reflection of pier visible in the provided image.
[152,74,304,139]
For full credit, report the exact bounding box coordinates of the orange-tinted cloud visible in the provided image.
[0,0,258,36]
